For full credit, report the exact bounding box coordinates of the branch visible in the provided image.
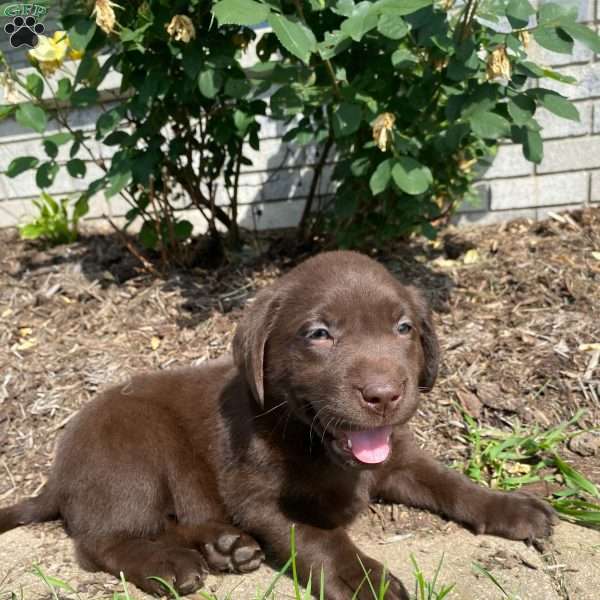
[298,134,333,239]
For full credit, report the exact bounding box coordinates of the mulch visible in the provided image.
[1,207,599,508]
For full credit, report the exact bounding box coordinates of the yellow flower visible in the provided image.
[69,48,85,61]
[93,0,119,35]
[372,112,396,152]
[28,31,70,76]
[166,15,196,43]
[486,46,511,82]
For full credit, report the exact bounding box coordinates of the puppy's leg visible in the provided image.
[75,535,208,596]
[238,513,408,600]
[162,519,264,573]
[375,434,556,541]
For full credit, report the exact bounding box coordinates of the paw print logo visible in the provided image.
[4,16,45,48]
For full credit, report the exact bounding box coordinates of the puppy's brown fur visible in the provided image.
[0,251,555,599]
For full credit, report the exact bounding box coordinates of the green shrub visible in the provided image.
[1,0,599,259]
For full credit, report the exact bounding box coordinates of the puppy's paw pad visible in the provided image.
[203,532,264,573]
[141,548,207,596]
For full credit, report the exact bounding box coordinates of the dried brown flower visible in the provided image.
[166,15,196,43]
[372,112,396,152]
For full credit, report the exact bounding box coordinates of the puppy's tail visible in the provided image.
[0,486,59,534]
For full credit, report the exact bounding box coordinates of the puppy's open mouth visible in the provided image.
[331,426,392,464]
[302,404,393,466]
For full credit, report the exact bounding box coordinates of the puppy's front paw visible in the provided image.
[480,491,557,541]
[333,555,409,600]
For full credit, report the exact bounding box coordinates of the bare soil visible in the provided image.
[1,207,599,598]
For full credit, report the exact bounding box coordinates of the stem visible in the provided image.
[229,139,243,248]
[105,215,160,276]
[457,0,479,42]
[298,134,333,240]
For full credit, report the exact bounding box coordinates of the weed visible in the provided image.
[18,192,84,245]
[457,407,600,527]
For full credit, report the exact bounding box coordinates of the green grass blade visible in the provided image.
[147,576,180,599]
[553,454,600,498]
[472,563,511,598]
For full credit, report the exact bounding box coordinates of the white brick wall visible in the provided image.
[1,0,599,232]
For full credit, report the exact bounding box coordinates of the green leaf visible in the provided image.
[36,161,59,188]
[224,77,251,98]
[318,30,352,59]
[96,107,123,137]
[234,110,254,135]
[377,14,409,39]
[106,170,131,197]
[538,2,578,25]
[332,102,362,137]
[528,88,579,121]
[505,0,534,29]
[119,23,152,44]
[369,159,392,195]
[0,105,16,121]
[560,21,600,54]
[341,2,378,41]
[374,0,432,16]
[533,27,574,54]
[70,88,99,107]
[469,111,511,139]
[198,68,223,99]
[174,220,193,241]
[56,78,72,101]
[26,73,44,99]
[16,103,47,133]
[391,48,418,68]
[43,139,58,159]
[523,128,543,163]
[508,95,536,125]
[212,0,270,26]
[66,159,86,178]
[6,156,39,177]
[46,132,73,146]
[139,221,158,249]
[73,196,89,221]
[391,157,433,195]
[519,61,578,84]
[75,53,101,86]
[69,19,96,51]
[268,14,317,64]
[104,131,131,146]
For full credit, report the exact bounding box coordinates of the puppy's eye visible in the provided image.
[397,321,412,335]
[307,328,332,341]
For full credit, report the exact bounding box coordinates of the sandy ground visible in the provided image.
[1,519,600,599]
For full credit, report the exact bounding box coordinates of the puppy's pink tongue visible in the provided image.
[346,426,392,464]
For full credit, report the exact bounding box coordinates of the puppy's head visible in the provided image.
[233,251,439,468]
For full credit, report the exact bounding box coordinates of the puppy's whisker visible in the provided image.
[253,400,288,419]
[321,416,336,446]
[309,404,329,447]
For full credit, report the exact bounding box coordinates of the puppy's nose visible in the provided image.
[360,383,402,411]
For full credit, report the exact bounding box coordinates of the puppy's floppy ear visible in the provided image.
[407,286,439,392]
[232,287,281,407]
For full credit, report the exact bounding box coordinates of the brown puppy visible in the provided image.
[0,251,554,599]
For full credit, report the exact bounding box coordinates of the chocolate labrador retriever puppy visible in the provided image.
[0,251,554,599]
